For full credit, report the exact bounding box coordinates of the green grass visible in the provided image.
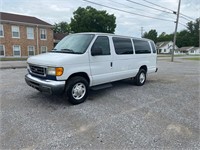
[157,55,171,57]
[158,54,186,57]
[0,57,27,61]
[182,57,200,61]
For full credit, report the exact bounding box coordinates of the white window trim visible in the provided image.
[0,24,4,37]
[12,26,20,38]
[0,45,5,57]
[27,27,34,40]
[28,46,35,56]
[41,46,47,53]
[40,28,47,40]
[13,45,21,57]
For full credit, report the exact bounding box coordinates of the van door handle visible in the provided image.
[110,62,113,67]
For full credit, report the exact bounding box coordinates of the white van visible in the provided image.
[25,32,158,104]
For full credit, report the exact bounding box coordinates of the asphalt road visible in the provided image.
[0,58,200,149]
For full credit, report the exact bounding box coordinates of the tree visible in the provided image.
[70,6,116,33]
[186,19,199,47]
[143,29,157,43]
[156,18,199,47]
[157,33,174,42]
[53,21,70,33]
[176,30,191,47]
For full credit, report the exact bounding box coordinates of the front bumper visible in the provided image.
[25,74,65,94]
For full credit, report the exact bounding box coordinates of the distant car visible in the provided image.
[25,32,158,105]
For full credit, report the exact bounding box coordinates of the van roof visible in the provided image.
[76,32,152,42]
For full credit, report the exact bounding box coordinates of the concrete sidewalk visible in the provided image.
[0,61,27,69]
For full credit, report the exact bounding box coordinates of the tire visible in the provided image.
[135,69,146,86]
[66,76,89,105]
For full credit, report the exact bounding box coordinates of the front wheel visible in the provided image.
[66,76,89,105]
[135,69,146,86]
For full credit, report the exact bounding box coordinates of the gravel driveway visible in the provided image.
[0,58,199,149]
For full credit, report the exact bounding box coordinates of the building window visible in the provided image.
[0,24,4,37]
[164,49,166,52]
[0,45,5,57]
[12,26,20,38]
[27,27,34,39]
[28,46,35,56]
[41,46,47,53]
[40,29,47,40]
[13,45,21,57]
[190,50,194,53]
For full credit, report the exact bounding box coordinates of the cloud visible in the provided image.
[1,0,199,37]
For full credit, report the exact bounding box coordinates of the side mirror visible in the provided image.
[91,47,103,56]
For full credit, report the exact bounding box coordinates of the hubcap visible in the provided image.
[72,83,86,100]
[139,72,145,83]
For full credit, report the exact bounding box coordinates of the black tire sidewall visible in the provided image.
[67,76,89,105]
[136,69,146,86]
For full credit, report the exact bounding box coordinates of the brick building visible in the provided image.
[0,12,54,57]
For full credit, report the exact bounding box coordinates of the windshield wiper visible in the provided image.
[50,48,74,53]
[50,48,82,54]
[50,49,57,52]
[61,49,75,53]
[61,49,82,54]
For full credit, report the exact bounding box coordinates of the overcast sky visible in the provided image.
[1,0,199,37]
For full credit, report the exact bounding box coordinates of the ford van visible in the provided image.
[25,32,158,104]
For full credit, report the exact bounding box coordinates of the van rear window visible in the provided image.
[133,39,151,54]
[150,41,156,53]
[113,37,133,55]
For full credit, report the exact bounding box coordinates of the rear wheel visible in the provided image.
[135,69,146,86]
[66,76,89,105]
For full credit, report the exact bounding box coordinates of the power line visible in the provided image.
[126,0,173,15]
[83,0,174,22]
[180,16,192,22]
[141,0,195,20]
[180,13,195,21]
[109,0,159,16]
[179,22,187,28]
[110,0,174,18]
[142,0,175,13]
[110,0,177,21]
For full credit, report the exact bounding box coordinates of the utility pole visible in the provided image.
[198,17,200,48]
[171,0,181,62]
[141,27,144,38]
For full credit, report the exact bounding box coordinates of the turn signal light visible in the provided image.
[55,67,64,76]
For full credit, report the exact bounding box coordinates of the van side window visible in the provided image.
[133,39,151,54]
[91,36,110,55]
[113,37,133,55]
[150,41,156,53]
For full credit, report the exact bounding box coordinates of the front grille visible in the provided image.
[29,64,46,76]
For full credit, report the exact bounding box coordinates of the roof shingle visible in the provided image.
[54,33,68,41]
[0,12,52,26]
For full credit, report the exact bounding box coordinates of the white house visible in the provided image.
[188,47,200,55]
[156,41,178,54]
[176,46,200,55]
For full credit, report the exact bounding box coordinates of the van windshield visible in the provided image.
[52,34,95,54]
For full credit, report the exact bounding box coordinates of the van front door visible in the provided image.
[89,36,113,86]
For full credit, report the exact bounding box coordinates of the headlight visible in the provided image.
[47,67,64,76]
